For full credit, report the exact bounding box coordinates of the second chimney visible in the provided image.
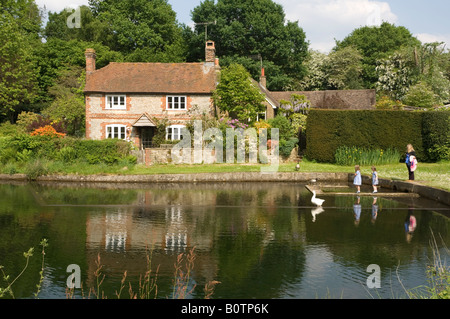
[260,67,267,88]
[85,48,96,75]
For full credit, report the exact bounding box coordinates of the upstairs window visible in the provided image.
[167,96,186,110]
[106,125,126,140]
[106,95,126,109]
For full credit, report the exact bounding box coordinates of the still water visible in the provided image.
[0,181,448,299]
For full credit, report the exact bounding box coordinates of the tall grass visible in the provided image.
[335,146,401,166]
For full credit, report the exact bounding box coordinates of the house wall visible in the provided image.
[85,93,214,144]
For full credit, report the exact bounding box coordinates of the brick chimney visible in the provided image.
[205,40,216,63]
[85,48,96,75]
[260,67,267,88]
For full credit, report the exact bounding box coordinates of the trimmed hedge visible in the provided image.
[305,110,449,163]
[0,135,135,165]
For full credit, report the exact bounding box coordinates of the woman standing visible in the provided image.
[405,144,416,181]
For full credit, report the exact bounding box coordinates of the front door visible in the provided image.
[141,127,154,149]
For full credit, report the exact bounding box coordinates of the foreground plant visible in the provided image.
[0,239,48,299]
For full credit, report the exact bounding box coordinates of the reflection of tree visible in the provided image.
[212,204,307,298]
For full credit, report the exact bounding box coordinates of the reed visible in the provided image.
[335,146,401,166]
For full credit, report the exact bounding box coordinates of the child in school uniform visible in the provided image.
[371,166,379,193]
[354,165,362,193]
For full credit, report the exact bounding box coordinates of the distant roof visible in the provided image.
[84,62,217,94]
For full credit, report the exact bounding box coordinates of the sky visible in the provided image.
[35,0,450,53]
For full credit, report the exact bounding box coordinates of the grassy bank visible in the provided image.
[2,158,449,192]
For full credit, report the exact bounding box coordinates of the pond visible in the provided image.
[0,181,449,299]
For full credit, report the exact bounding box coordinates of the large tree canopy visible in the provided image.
[0,10,39,118]
[87,0,186,61]
[190,0,309,91]
[334,22,421,88]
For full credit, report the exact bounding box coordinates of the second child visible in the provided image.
[354,165,362,193]
[372,166,379,193]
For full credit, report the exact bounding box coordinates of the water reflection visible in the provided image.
[371,197,379,224]
[405,208,417,243]
[353,196,361,226]
[0,181,448,299]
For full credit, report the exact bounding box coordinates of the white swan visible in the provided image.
[311,206,325,222]
[311,190,325,206]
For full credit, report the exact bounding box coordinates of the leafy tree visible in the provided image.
[335,22,421,88]
[88,0,187,61]
[42,66,86,136]
[1,0,43,37]
[213,63,265,123]
[376,49,417,101]
[376,42,449,104]
[32,38,123,112]
[0,11,39,118]
[326,46,364,90]
[300,47,364,90]
[190,0,308,90]
[299,50,328,91]
[44,5,111,45]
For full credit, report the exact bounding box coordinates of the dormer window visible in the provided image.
[167,96,186,110]
[106,95,126,109]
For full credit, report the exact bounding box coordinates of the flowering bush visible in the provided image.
[219,117,249,130]
[30,125,66,138]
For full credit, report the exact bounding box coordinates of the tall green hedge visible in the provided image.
[305,110,450,163]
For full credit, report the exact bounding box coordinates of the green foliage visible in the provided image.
[422,111,450,162]
[335,22,421,88]
[335,146,401,166]
[0,11,39,115]
[267,115,296,142]
[0,133,136,167]
[88,0,186,60]
[280,137,299,158]
[150,117,171,147]
[404,81,439,108]
[213,64,265,123]
[24,159,49,180]
[305,110,424,163]
[41,66,86,136]
[326,46,364,90]
[191,0,308,90]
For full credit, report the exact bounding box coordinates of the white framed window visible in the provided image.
[167,96,186,110]
[106,125,127,140]
[166,125,185,141]
[257,111,267,121]
[106,95,126,109]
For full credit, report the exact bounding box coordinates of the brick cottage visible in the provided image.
[84,41,221,151]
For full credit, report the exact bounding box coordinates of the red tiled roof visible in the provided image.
[84,62,217,94]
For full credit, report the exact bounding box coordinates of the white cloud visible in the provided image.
[277,0,398,53]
